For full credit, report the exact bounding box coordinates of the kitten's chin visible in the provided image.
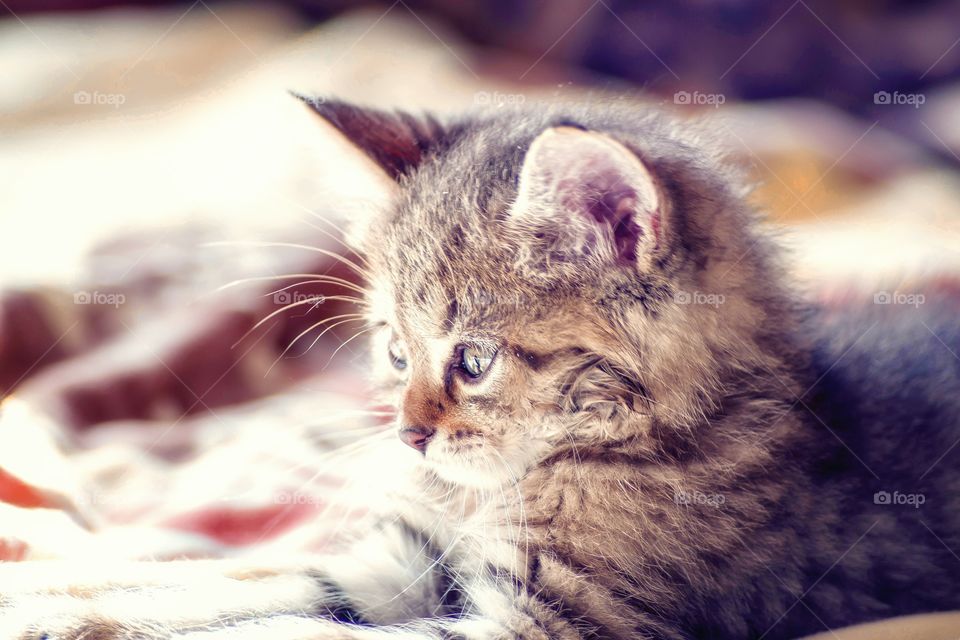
[426,458,512,489]
[423,441,546,489]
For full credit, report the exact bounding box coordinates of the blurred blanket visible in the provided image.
[2,6,960,639]
[0,224,389,561]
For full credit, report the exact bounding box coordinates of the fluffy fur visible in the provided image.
[2,100,958,640]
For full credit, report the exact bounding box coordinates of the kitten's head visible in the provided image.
[305,98,796,488]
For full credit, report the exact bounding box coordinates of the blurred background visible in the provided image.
[1,0,960,563]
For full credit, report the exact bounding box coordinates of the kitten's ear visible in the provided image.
[294,94,444,181]
[507,126,664,269]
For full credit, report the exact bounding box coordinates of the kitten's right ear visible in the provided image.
[294,94,444,181]
[506,126,665,272]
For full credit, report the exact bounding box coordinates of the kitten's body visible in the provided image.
[1,102,958,640]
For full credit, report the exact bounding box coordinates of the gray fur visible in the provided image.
[350,100,960,639]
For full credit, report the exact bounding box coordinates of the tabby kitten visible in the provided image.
[2,99,959,640]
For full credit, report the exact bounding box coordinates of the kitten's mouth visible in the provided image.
[427,430,487,461]
[414,431,495,486]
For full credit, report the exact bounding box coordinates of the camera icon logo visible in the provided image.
[873,491,891,505]
[300,95,325,109]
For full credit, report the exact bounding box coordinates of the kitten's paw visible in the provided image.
[0,598,152,640]
[20,618,125,640]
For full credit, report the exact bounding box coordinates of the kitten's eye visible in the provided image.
[460,345,496,379]
[388,335,408,371]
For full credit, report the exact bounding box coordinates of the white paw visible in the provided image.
[1,598,129,640]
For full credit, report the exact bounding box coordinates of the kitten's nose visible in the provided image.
[399,425,435,454]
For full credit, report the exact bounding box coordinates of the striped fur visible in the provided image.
[2,100,960,639]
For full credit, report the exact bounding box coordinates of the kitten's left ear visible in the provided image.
[507,126,664,270]
[294,94,445,181]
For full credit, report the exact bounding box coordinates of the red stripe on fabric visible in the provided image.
[0,467,53,509]
[162,500,322,547]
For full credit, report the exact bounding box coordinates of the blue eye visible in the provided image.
[461,345,495,378]
[388,335,407,370]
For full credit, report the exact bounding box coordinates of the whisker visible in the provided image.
[203,241,370,280]
[298,218,371,268]
[231,295,367,349]
[281,312,365,357]
[300,317,368,359]
[267,279,368,298]
[287,429,396,488]
[218,273,368,297]
[290,416,394,431]
[323,325,377,368]
[264,316,366,377]
[282,199,371,267]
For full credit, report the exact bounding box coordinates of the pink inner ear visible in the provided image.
[511,127,662,265]
[586,189,637,263]
[582,172,660,265]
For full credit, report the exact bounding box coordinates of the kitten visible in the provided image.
[2,98,959,640]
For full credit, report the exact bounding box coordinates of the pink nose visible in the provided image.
[399,425,435,454]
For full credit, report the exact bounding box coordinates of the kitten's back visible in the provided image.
[803,288,960,618]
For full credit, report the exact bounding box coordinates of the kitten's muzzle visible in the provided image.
[399,425,436,454]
